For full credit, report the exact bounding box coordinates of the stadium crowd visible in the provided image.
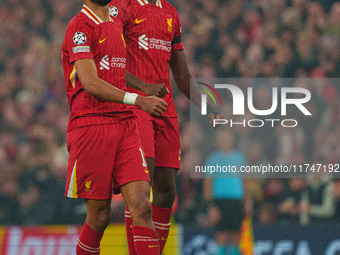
[1,0,340,228]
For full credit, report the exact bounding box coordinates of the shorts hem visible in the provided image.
[154,163,180,170]
[65,194,112,200]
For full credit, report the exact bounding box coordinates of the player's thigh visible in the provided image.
[153,167,178,194]
[146,157,155,183]
[154,117,181,169]
[134,109,155,159]
[65,125,119,200]
[112,118,150,193]
[152,167,178,208]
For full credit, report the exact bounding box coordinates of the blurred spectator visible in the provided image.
[332,179,340,222]
[278,178,307,223]
[0,179,21,225]
[262,179,286,219]
[300,177,335,225]
[202,129,248,255]
[257,203,278,224]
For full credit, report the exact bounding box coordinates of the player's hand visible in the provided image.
[144,83,170,97]
[208,112,223,128]
[135,95,168,116]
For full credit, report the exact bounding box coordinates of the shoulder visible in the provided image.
[109,0,140,13]
[161,0,177,11]
[66,13,95,34]
[64,13,98,49]
[162,0,179,15]
[109,0,139,24]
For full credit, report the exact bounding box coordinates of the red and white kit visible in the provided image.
[110,0,184,169]
[62,5,149,200]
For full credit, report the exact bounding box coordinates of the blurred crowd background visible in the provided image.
[1,0,340,228]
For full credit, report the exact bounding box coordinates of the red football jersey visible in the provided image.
[62,5,133,131]
[109,0,184,117]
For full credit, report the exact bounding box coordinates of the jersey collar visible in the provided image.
[136,0,162,8]
[81,5,114,25]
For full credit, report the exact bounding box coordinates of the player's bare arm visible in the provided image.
[75,58,168,116]
[135,95,168,116]
[126,70,169,97]
[170,50,222,124]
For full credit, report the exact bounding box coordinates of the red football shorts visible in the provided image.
[134,109,181,169]
[65,118,150,200]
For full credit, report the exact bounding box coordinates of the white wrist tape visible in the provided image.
[123,92,138,105]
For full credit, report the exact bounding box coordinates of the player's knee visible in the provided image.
[153,168,177,205]
[95,208,111,231]
[164,185,177,200]
[96,214,111,232]
[130,197,152,222]
[154,183,177,205]
[162,189,177,207]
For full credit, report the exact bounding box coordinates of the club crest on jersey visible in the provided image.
[167,18,173,32]
[85,181,92,192]
[109,6,118,17]
[73,32,87,45]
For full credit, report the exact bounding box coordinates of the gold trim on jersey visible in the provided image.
[70,66,77,89]
[82,5,114,24]
[81,4,104,25]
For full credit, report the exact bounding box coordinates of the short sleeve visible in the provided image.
[65,21,94,63]
[171,9,184,51]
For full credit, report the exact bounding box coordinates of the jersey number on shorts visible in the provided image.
[139,148,147,167]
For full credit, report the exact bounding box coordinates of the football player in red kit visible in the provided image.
[109,0,202,253]
[62,0,169,254]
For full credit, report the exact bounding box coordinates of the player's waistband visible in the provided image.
[67,111,135,132]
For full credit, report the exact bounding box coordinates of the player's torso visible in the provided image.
[62,8,132,131]
[92,20,126,86]
[125,4,175,83]
[65,14,127,93]
[110,0,179,117]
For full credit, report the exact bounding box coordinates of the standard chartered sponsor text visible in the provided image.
[111,57,126,68]
[149,38,171,52]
